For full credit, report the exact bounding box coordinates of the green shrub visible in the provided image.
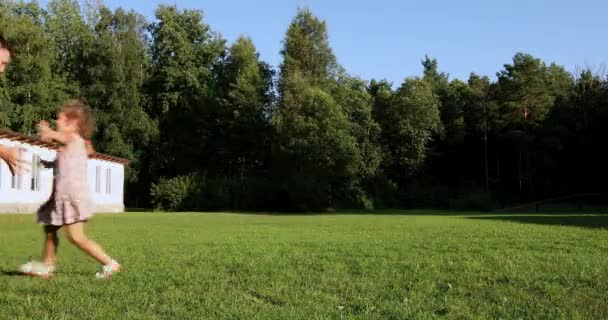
[150,175,197,211]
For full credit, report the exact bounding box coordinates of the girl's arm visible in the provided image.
[38,121,72,145]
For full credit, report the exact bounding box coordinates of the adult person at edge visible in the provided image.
[0,34,28,175]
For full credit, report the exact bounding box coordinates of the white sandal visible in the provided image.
[95,260,121,279]
[19,260,55,279]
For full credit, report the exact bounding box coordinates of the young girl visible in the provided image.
[19,100,120,279]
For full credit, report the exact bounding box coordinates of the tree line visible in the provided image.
[1,0,606,211]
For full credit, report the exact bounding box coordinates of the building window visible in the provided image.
[12,171,22,190]
[95,165,101,193]
[106,167,111,194]
[31,154,40,191]
[8,146,23,190]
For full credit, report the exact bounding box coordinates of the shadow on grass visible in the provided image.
[128,209,489,216]
[221,209,493,216]
[233,209,608,216]
[0,269,94,278]
[468,214,608,229]
[125,207,155,212]
[124,208,608,218]
[0,270,27,277]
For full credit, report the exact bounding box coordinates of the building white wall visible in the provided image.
[0,138,125,213]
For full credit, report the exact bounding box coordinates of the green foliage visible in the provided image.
[84,7,156,183]
[279,7,337,89]
[1,3,606,210]
[147,5,225,178]
[497,53,556,131]
[150,174,196,211]
[45,0,91,94]
[464,73,499,136]
[150,173,278,211]
[331,75,382,179]
[382,77,441,172]
[272,8,382,210]
[215,36,274,178]
[273,81,360,209]
[0,0,69,133]
[442,79,467,145]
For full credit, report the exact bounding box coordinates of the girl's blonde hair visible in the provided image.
[60,99,96,156]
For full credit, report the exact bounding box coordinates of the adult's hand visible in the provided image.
[0,146,30,175]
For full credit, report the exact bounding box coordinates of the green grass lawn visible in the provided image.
[1,212,607,320]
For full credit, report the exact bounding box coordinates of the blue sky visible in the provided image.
[41,0,608,85]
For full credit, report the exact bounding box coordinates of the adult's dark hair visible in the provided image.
[0,34,10,52]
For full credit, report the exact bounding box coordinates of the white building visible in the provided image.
[0,130,128,213]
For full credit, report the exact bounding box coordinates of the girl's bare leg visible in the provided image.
[41,225,60,266]
[64,222,112,265]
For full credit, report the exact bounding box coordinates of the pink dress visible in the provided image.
[37,136,94,226]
